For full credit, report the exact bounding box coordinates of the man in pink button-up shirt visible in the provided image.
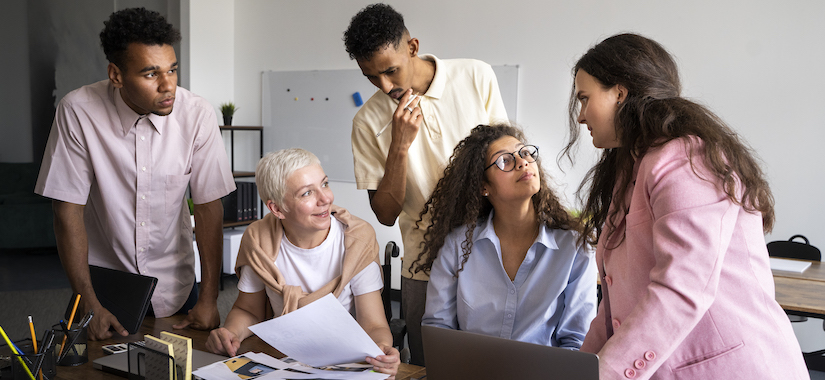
[35,7,235,340]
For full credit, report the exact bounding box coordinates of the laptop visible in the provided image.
[93,344,227,378]
[422,325,599,380]
[89,265,158,334]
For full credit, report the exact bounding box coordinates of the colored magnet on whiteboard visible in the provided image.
[352,92,364,107]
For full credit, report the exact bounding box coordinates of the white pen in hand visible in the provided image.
[376,94,419,137]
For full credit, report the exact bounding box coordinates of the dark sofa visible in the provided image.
[0,163,56,249]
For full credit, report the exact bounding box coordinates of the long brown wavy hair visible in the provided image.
[561,33,774,247]
[413,124,581,276]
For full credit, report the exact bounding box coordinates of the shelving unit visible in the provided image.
[212,126,265,289]
[220,125,264,226]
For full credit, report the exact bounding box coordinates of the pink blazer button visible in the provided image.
[605,275,613,286]
[644,351,656,361]
[612,318,621,330]
[634,359,646,369]
[624,368,637,378]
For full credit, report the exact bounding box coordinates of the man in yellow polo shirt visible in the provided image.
[344,3,508,365]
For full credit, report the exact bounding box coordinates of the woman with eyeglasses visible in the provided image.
[414,124,597,348]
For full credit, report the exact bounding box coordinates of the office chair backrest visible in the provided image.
[382,241,400,321]
[767,235,821,261]
[380,241,408,353]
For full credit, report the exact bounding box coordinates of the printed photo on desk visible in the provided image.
[193,352,389,380]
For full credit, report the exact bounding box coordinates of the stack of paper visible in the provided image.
[193,294,393,380]
[248,293,384,367]
[193,352,388,380]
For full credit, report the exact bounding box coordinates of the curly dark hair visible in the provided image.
[412,124,582,276]
[561,33,775,247]
[343,3,407,61]
[99,7,181,69]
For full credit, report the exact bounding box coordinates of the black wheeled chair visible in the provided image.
[381,241,409,362]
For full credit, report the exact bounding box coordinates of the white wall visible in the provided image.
[187,0,234,122]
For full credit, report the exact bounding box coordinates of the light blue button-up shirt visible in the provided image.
[423,211,598,349]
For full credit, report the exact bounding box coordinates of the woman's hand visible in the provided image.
[206,327,241,357]
[366,344,400,379]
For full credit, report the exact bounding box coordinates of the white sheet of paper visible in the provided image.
[770,257,812,273]
[248,293,385,367]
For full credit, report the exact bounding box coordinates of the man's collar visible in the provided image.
[112,83,167,136]
[419,54,443,100]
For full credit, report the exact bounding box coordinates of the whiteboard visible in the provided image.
[262,65,518,182]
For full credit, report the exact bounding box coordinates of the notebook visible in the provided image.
[89,265,158,334]
[769,257,812,273]
[422,325,599,380]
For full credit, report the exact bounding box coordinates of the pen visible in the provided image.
[32,330,54,380]
[0,325,36,380]
[60,294,81,356]
[79,310,94,330]
[28,316,43,380]
[376,94,419,137]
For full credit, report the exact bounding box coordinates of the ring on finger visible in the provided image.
[404,106,413,113]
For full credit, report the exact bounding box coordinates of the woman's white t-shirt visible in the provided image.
[237,217,383,316]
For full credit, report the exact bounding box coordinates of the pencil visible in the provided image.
[28,317,42,380]
[376,94,419,137]
[0,325,36,380]
[60,294,81,356]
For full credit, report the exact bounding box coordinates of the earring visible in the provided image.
[483,192,489,197]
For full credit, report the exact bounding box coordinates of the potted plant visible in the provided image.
[220,102,237,126]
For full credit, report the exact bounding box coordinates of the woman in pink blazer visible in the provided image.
[563,33,809,380]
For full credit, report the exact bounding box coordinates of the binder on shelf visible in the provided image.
[251,182,259,220]
[245,182,254,221]
[243,182,249,220]
[221,181,259,223]
[222,183,243,222]
[241,182,250,221]
[221,187,235,222]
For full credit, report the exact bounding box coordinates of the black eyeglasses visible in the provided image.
[485,145,539,172]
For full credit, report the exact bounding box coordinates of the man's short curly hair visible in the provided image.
[99,7,181,69]
[343,3,407,61]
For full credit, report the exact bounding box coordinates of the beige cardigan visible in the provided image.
[234,205,380,316]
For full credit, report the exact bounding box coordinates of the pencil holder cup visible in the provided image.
[52,324,88,366]
[10,339,56,380]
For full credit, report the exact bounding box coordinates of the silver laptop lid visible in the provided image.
[93,346,227,378]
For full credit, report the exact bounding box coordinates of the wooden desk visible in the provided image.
[773,260,825,318]
[54,315,425,380]
[772,259,825,283]
[594,260,825,318]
